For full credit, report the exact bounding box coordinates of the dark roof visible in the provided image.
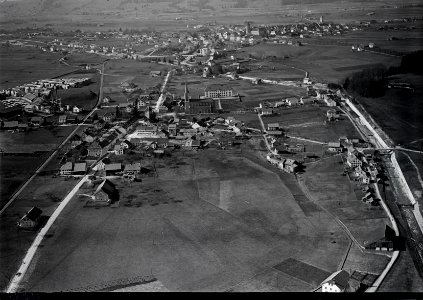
[24,206,42,221]
[325,270,350,289]
[95,179,117,197]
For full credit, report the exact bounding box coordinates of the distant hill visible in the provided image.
[1,0,420,27]
[0,0,372,20]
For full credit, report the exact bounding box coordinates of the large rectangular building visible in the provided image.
[204,84,234,98]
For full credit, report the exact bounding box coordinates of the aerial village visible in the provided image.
[1,18,390,215]
[2,11,421,293]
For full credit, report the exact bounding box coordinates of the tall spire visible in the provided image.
[184,82,190,113]
[184,82,189,99]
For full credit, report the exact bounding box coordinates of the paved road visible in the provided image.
[6,175,89,293]
[257,113,277,155]
[0,61,107,216]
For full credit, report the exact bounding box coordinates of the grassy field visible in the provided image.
[0,154,49,206]
[0,173,81,290]
[57,73,101,109]
[0,125,76,208]
[102,59,170,104]
[358,74,423,146]
[17,149,360,292]
[15,147,393,292]
[324,29,423,53]
[301,154,390,246]
[236,43,401,84]
[378,250,423,292]
[263,104,360,143]
[0,45,77,90]
[168,73,306,109]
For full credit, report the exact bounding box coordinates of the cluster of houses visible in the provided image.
[0,77,92,118]
[58,112,248,181]
[326,136,382,207]
[1,77,91,99]
[266,154,299,174]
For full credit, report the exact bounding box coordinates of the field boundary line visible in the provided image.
[338,240,353,271]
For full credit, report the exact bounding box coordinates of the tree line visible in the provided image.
[343,50,423,98]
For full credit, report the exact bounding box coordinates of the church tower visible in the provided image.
[184,82,190,113]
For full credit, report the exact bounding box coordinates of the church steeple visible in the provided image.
[184,82,190,113]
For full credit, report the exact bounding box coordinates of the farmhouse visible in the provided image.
[347,153,362,168]
[17,207,42,230]
[124,163,141,175]
[283,159,299,173]
[114,145,124,155]
[322,270,350,293]
[73,162,87,175]
[260,108,274,116]
[93,179,118,204]
[267,123,280,131]
[3,121,19,130]
[168,123,178,136]
[267,130,283,137]
[105,163,122,175]
[87,142,104,157]
[324,98,337,107]
[58,115,67,124]
[60,162,73,176]
[150,70,162,77]
[30,116,44,127]
[328,142,343,153]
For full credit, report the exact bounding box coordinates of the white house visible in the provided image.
[322,270,350,293]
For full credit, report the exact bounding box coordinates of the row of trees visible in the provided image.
[343,50,423,98]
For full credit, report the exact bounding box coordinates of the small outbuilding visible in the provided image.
[17,207,42,230]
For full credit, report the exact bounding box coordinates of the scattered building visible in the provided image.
[17,207,42,230]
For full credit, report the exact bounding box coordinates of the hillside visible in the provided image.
[0,0,382,20]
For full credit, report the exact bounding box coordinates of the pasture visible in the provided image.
[57,73,101,109]
[0,154,48,207]
[17,149,391,292]
[0,45,77,90]
[301,154,390,246]
[102,59,170,104]
[358,74,423,146]
[236,42,401,84]
[263,104,360,143]
[0,173,81,291]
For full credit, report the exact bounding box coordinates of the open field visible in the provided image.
[14,148,392,292]
[0,125,77,208]
[324,29,423,53]
[57,73,101,109]
[379,250,423,292]
[1,0,422,30]
[0,173,81,290]
[236,43,401,84]
[301,154,390,246]
[0,154,49,206]
[168,74,306,109]
[358,74,423,146]
[0,126,75,150]
[64,52,107,66]
[102,59,170,104]
[263,105,360,143]
[0,45,77,90]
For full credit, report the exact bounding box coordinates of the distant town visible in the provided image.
[1,4,423,294]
